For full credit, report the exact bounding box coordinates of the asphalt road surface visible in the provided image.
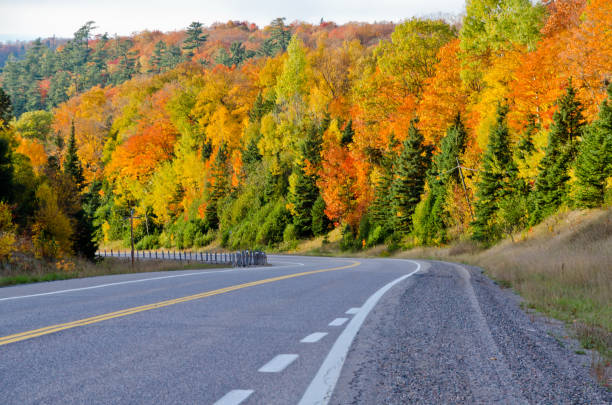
[0,256,609,404]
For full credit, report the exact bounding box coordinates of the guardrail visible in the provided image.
[97,249,267,267]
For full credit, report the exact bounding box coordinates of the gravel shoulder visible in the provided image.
[331,260,611,404]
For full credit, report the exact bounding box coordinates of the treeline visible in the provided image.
[0,19,394,117]
[0,0,611,264]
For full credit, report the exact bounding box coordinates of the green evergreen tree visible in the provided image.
[269,18,292,53]
[369,134,398,234]
[160,44,183,71]
[64,120,85,187]
[201,137,213,161]
[0,134,14,202]
[205,143,229,229]
[183,21,208,60]
[341,119,354,146]
[391,119,433,233]
[515,114,538,164]
[413,113,468,244]
[149,40,166,73]
[248,92,275,122]
[311,196,330,236]
[257,38,277,57]
[288,125,323,236]
[112,38,138,85]
[0,88,12,129]
[290,163,318,236]
[532,81,586,222]
[216,42,255,67]
[472,104,520,243]
[574,85,612,207]
[47,71,71,109]
[243,137,262,166]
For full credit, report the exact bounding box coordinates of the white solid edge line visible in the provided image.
[345,307,360,315]
[328,318,348,326]
[0,262,306,302]
[258,354,299,373]
[298,260,421,405]
[212,389,254,405]
[301,332,328,343]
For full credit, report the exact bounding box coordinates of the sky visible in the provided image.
[0,0,465,41]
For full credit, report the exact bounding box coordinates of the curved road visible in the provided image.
[0,256,608,404]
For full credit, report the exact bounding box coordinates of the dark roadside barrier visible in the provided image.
[96,249,267,267]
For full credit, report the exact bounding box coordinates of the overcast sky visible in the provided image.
[0,0,465,41]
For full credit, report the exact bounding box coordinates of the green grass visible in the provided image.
[0,256,225,288]
[0,272,75,287]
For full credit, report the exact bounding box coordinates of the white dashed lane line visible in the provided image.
[328,317,348,326]
[300,332,328,343]
[258,354,299,373]
[345,307,360,315]
[212,389,254,405]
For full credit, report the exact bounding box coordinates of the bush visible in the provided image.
[194,230,215,247]
[340,225,360,251]
[367,225,387,247]
[135,234,160,250]
[256,200,291,246]
[283,223,298,243]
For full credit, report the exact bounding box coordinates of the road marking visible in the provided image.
[328,318,348,326]
[0,261,360,347]
[258,354,299,373]
[300,332,328,343]
[298,260,421,405]
[345,307,360,315]
[212,389,254,405]
[0,261,306,302]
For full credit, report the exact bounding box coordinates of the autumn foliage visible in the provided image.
[0,3,610,254]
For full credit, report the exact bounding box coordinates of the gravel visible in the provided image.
[332,260,611,404]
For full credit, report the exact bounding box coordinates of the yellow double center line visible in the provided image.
[0,261,360,347]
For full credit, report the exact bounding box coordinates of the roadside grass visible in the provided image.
[0,256,223,288]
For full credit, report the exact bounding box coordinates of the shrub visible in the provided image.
[135,234,160,250]
[283,223,298,243]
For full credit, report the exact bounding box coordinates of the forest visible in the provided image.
[0,0,610,265]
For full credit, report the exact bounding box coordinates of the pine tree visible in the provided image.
[391,119,433,233]
[257,38,277,57]
[205,143,229,229]
[0,88,12,129]
[433,113,467,185]
[575,85,612,207]
[472,104,520,242]
[149,41,166,73]
[64,120,84,188]
[515,114,538,163]
[269,18,292,53]
[369,134,397,232]
[201,138,213,161]
[290,163,319,236]
[311,196,330,236]
[288,125,323,237]
[532,81,586,222]
[414,113,468,244]
[341,119,354,146]
[0,135,14,203]
[183,21,208,60]
[243,137,262,166]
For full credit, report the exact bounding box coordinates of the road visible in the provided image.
[0,256,609,404]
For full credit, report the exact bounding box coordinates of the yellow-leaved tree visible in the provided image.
[32,183,73,259]
[0,202,16,261]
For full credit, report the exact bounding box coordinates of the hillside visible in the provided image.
[0,0,610,300]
